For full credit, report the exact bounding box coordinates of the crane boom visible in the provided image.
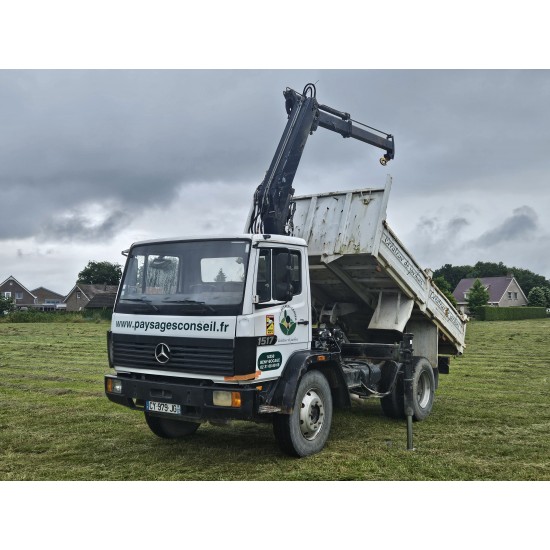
[247,83,395,235]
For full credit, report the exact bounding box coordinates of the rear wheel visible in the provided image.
[380,373,405,419]
[145,413,200,438]
[273,370,333,457]
[380,357,435,421]
[411,358,435,421]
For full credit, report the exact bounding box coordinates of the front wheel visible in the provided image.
[145,413,200,438]
[273,370,333,457]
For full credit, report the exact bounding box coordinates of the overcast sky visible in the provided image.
[1,69,550,294]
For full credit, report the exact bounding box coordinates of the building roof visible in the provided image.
[64,283,119,302]
[85,292,118,309]
[0,275,37,298]
[31,287,65,300]
[452,276,525,303]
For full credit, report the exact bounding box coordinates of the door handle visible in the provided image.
[297,319,309,325]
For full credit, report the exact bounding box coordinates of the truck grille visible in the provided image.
[113,334,235,376]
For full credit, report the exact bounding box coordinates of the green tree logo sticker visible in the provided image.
[279,305,297,335]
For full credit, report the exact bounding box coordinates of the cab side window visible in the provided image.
[257,249,272,302]
[258,248,301,302]
[288,250,302,295]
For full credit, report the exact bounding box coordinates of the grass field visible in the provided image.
[1,318,549,480]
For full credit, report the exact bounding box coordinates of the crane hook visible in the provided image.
[302,83,316,98]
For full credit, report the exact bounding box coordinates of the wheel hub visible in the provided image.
[417,371,431,409]
[299,389,325,440]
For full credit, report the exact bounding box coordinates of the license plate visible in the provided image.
[146,401,181,415]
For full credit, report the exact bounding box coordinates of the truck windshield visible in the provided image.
[115,239,250,316]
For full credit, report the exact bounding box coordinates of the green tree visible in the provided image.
[0,295,16,314]
[214,268,227,283]
[468,261,508,280]
[78,261,122,285]
[467,279,489,316]
[542,287,550,307]
[527,287,547,307]
[433,264,472,291]
[433,276,458,307]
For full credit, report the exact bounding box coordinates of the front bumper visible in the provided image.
[105,374,268,422]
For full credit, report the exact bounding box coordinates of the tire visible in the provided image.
[144,413,200,439]
[380,373,405,419]
[380,357,435,421]
[411,357,435,421]
[273,370,333,457]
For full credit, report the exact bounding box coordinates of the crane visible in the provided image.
[247,83,395,235]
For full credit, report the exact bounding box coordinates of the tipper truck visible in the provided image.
[105,83,467,456]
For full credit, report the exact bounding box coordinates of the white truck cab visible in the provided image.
[109,233,311,385]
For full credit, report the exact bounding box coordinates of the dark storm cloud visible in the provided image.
[40,209,131,242]
[469,206,538,248]
[416,216,469,235]
[408,215,471,258]
[448,217,470,233]
[0,70,290,240]
[1,70,550,243]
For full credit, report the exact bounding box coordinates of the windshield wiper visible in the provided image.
[121,297,159,312]
[162,298,216,313]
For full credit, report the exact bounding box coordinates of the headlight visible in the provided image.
[106,378,122,394]
[213,391,241,407]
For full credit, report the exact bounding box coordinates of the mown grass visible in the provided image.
[1,319,549,480]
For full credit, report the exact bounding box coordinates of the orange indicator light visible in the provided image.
[231,392,242,408]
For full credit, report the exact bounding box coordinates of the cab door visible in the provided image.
[252,245,310,378]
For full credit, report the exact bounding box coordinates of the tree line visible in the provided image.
[5,258,548,316]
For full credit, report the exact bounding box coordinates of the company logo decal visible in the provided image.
[154,342,171,364]
[266,315,274,335]
[279,305,297,336]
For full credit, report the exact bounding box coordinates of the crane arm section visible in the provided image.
[247,83,395,235]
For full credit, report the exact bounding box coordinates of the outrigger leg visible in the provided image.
[402,334,415,451]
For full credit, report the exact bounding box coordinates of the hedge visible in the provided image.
[0,311,89,323]
[83,308,113,321]
[477,306,547,321]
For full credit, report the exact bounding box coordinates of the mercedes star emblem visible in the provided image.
[154,343,171,364]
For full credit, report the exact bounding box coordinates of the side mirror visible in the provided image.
[283,283,294,302]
